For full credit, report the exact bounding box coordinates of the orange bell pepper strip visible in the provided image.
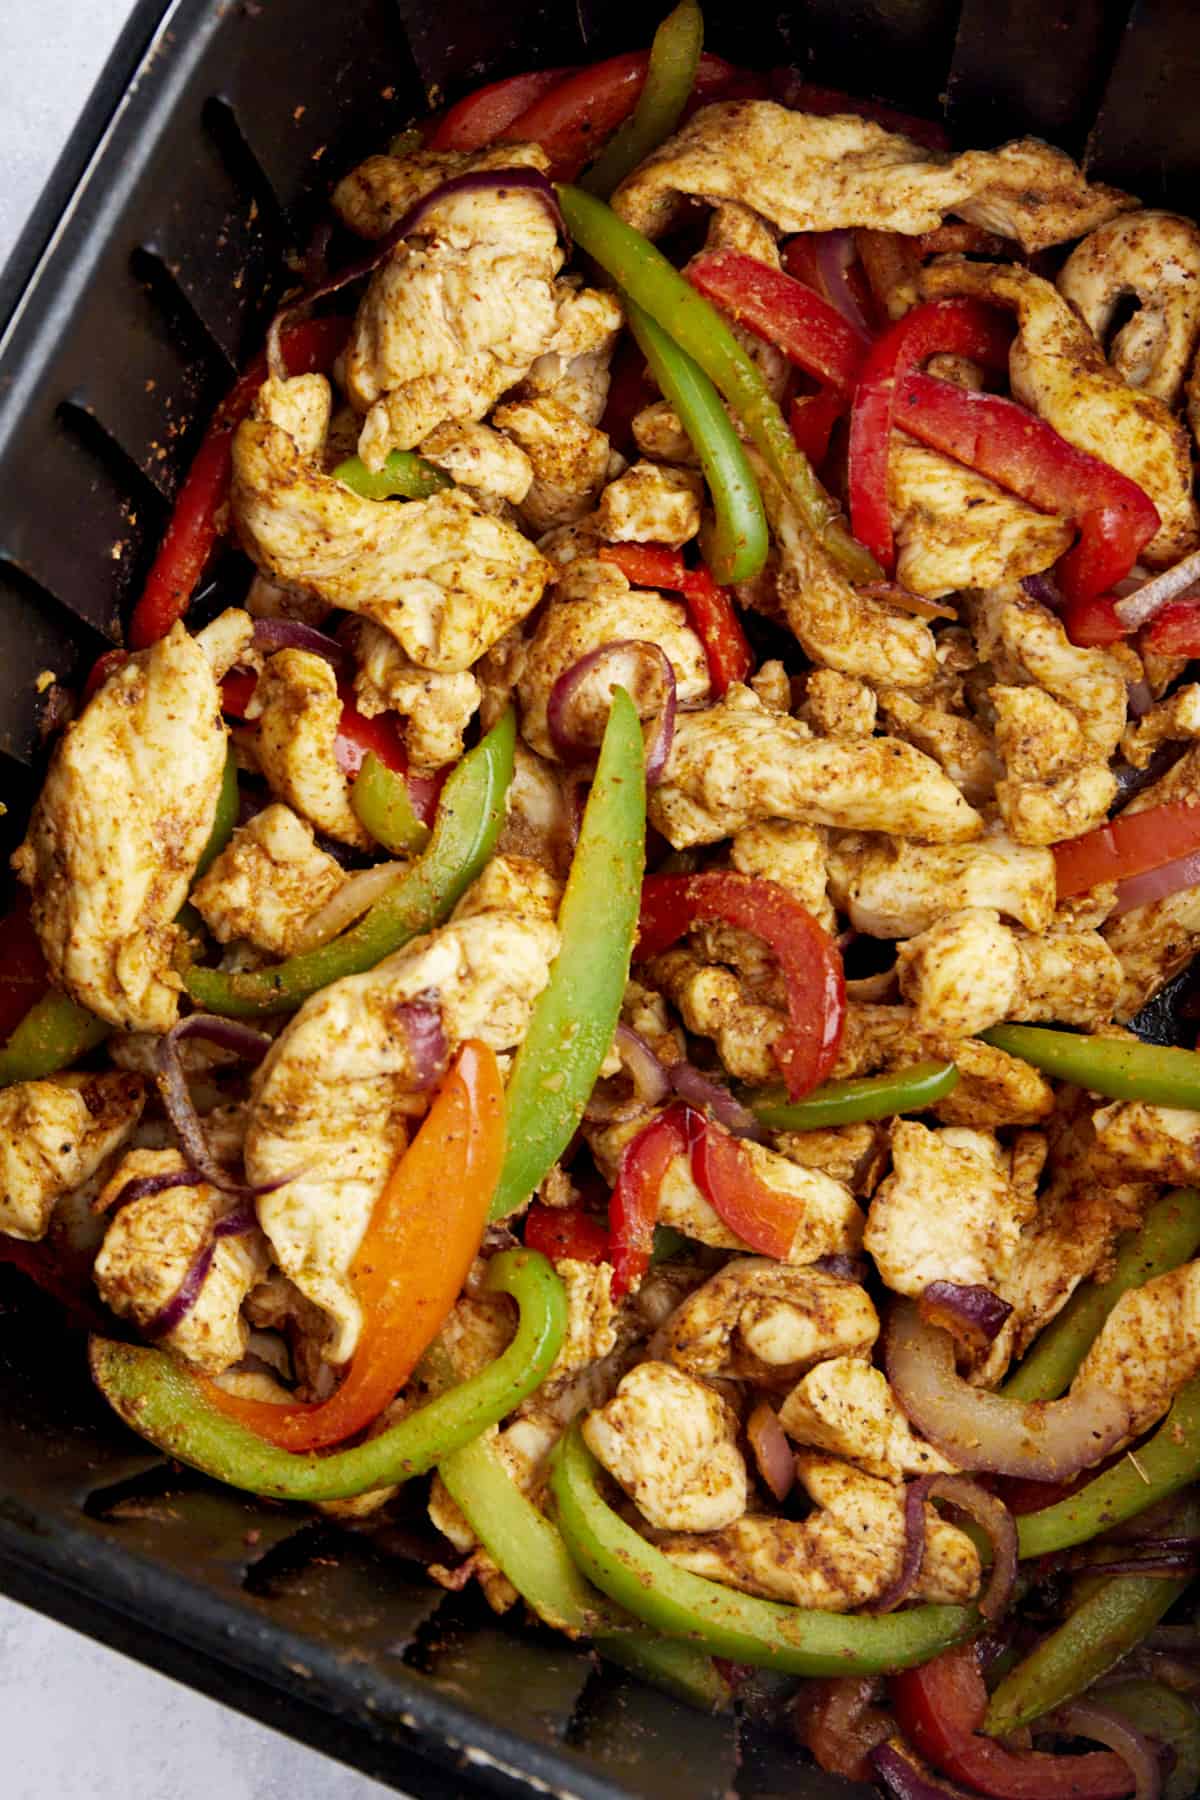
[202,1039,505,1450]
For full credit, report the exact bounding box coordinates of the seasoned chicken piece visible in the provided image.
[191,804,346,957]
[991,685,1117,845]
[876,687,997,806]
[801,670,877,738]
[350,621,479,770]
[1058,212,1200,409]
[1091,1100,1200,1184]
[1121,685,1200,769]
[512,286,625,426]
[889,439,1071,598]
[253,648,371,849]
[765,474,938,689]
[660,1454,980,1610]
[659,1258,878,1385]
[865,1121,1037,1300]
[730,821,836,934]
[650,686,981,849]
[632,400,698,465]
[331,144,614,462]
[595,460,703,548]
[495,742,575,880]
[897,909,1123,1036]
[417,420,533,511]
[923,262,1198,566]
[582,1362,748,1532]
[537,1259,618,1403]
[827,831,1056,937]
[244,571,330,628]
[231,374,550,671]
[492,396,611,531]
[0,1072,143,1242]
[774,1123,889,1199]
[972,583,1128,760]
[93,1149,269,1375]
[613,104,1130,252]
[1104,883,1200,1020]
[648,949,782,1085]
[832,1003,1056,1128]
[516,582,710,761]
[12,618,237,1032]
[779,1358,957,1482]
[245,856,561,1359]
[1075,1261,1200,1441]
[750,659,792,713]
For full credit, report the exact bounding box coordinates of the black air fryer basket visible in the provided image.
[1,2,1198,1793]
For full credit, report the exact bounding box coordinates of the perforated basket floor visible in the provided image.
[1,1,1198,1792]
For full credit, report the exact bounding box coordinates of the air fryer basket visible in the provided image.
[1,1,1199,1793]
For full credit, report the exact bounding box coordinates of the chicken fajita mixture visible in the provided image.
[11,3,1200,1792]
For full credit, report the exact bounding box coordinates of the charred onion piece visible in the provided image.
[547,639,677,783]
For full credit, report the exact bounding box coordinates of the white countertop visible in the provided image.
[0,9,401,1796]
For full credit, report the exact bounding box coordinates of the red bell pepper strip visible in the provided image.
[523,1201,612,1265]
[608,1106,688,1295]
[0,900,49,1043]
[638,872,845,1099]
[891,1644,1134,1799]
[686,251,870,393]
[499,51,751,181]
[203,1040,504,1450]
[847,297,1012,573]
[81,647,129,704]
[1053,798,1200,898]
[429,67,579,150]
[789,386,846,466]
[596,542,752,695]
[128,315,349,650]
[219,669,258,719]
[1060,595,1128,647]
[686,1107,806,1258]
[1143,598,1200,656]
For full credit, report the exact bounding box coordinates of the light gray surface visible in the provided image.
[0,8,402,1796]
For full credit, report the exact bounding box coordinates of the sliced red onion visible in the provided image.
[143,1203,257,1342]
[811,230,874,338]
[747,1401,794,1502]
[1022,572,1063,608]
[814,1253,867,1282]
[583,1023,671,1123]
[919,1280,1013,1351]
[1126,680,1155,719]
[547,640,677,784]
[1111,741,1188,805]
[886,1298,1129,1480]
[873,1474,1017,1620]
[870,1477,930,1615]
[100,1166,204,1215]
[268,169,567,372]
[668,1061,766,1141]
[156,1016,277,1197]
[395,995,449,1090]
[1114,551,1200,631]
[1113,847,1200,915]
[872,1741,981,1800]
[252,617,352,673]
[1068,1550,1199,1577]
[1047,1703,1162,1800]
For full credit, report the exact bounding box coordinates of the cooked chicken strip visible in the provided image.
[658,1257,879,1385]
[612,104,1131,251]
[650,686,981,849]
[231,373,550,672]
[191,804,347,957]
[492,396,611,532]
[1074,1260,1200,1442]
[827,832,1056,937]
[0,1072,143,1242]
[832,1003,1056,1128]
[923,261,1198,566]
[1091,1100,1200,1184]
[245,857,560,1360]
[801,670,877,739]
[94,1148,269,1375]
[417,420,534,512]
[12,616,242,1031]
[779,1358,957,1482]
[660,1454,980,1609]
[1121,684,1200,770]
[971,582,1128,760]
[350,620,480,771]
[991,685,1117,845]
[254,649,372,849]
[889,438,1071,598]
[897,909,1123,1037]
[729,820,835,933]
[595,460,703,548]
[582,1362,748,1532]
[876,687,997,807]
[1059,211,1200,408]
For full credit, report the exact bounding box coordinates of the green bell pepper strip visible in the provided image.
[624,295,767,584]
[350,750,430,855]
[749,1061,959,1131]
[489,689,645,1221]
[550,1423,978,1675]
[184,708,515,1018]
[1004,1189,1200,1403]
[983,1022,1200,1109]
[557,183,880,586]
[0,990,110,1088]
[89,1248,563,1503]
[1094,1680,1200,1800]
[194,746,239,880]
[983,1576,1189,1738]
[438,1430,729,1710]
[1017,1376,1200,1559]
[333,450,450,502]
[581,1,704,200]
